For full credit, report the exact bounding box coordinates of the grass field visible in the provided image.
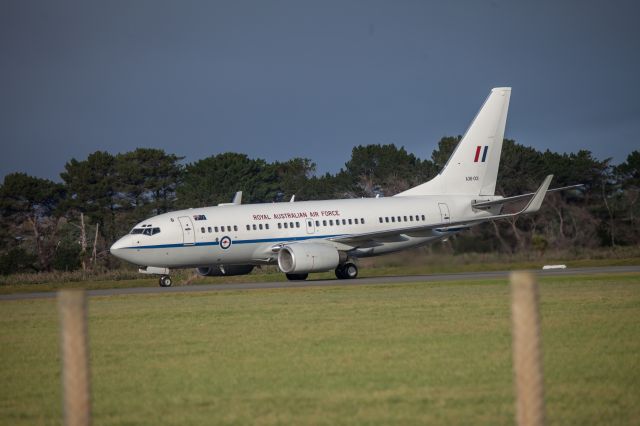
[1,254,639,295]
[1,273,639,425]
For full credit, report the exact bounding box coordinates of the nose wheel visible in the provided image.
[159,275,173,287]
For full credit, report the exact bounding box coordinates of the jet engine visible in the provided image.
[277,243,344,274]
[196,265,255,276]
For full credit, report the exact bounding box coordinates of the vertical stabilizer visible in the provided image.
[397,87,511,196]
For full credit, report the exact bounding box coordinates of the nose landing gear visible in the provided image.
[159,275,173,287]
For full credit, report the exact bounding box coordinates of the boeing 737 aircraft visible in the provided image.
[110,87,579,287]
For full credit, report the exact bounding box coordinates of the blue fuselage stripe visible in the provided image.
[122,234,345,250]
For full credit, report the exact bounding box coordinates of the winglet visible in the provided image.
[218,191,243,206]
[522,175,553,214]
[232,191,243,205]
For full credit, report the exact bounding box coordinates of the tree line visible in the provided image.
[1,139,638,275]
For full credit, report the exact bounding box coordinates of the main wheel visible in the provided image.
[285,273,308,281]
[159,275,173,287]
[343,263,358,279]
[335,263,358,279]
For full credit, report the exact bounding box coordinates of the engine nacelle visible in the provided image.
[196,265,255,277]
[277,243,340,274]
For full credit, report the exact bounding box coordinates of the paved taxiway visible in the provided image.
[1,265,638,301]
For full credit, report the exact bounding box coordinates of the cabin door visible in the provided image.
[178,216,196,245]
[438,203,451,224]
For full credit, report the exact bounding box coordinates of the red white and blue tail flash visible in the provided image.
[474,146,489,162]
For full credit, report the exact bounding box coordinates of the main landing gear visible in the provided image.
[159,275,173,287]
[284,262,358,281]
[335,262,358,280]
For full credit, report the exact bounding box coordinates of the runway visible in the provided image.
[1,265,638,301]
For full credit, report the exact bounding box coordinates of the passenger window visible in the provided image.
[290,222,294,228]
[421,214,426,221]
[253,224,257,230]
[348,219,352,225]
[385,217,389,223]
[284,223,288,229]
[355,218,359,224]
[409,216,414,222]
[234,225,238,231]
[379,217,383,223]
[246,225,250,231]
[259,224,263,230]
[397,216,401,222]
[361,218,365,224]
[201,227,205,233]
[391,217,395,222]
[404,216,407,222]
[296,222,300,228]
[329,220,334,226]
[215,226,219,232]
[266,224,269,230]
[342,219,346,225]
[323,220,327,226]
[278,223,282,229]
[208,227,212,233]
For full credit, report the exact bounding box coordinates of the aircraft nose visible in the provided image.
[110,238,126,258]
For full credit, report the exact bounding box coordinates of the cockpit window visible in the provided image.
[131,227,161,235]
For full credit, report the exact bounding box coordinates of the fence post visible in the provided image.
[510,271,546,426]
[58,290,92,426]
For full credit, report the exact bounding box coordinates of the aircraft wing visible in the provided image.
[330,175,555,246]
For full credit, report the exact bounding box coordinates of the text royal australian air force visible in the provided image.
[253,210,341,221]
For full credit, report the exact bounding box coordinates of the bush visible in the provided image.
[52,242,81,271]
[0,248,37,275]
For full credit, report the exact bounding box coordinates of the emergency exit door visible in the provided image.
[306,218,315,234]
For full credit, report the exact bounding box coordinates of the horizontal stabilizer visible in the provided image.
[472,183,584,210]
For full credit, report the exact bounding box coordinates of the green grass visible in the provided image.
[1,273,639,425]
[1,254,639,295]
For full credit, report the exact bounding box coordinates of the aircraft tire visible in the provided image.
[159,275,172,287]
[343,263,358,279]
[335,265,347,279]
[285,273,308,281]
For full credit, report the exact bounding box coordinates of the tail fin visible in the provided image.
[397,87,511,196]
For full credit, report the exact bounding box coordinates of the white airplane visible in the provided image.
[110,87,579,287]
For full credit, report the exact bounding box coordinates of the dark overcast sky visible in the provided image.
[1,0,639,182]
